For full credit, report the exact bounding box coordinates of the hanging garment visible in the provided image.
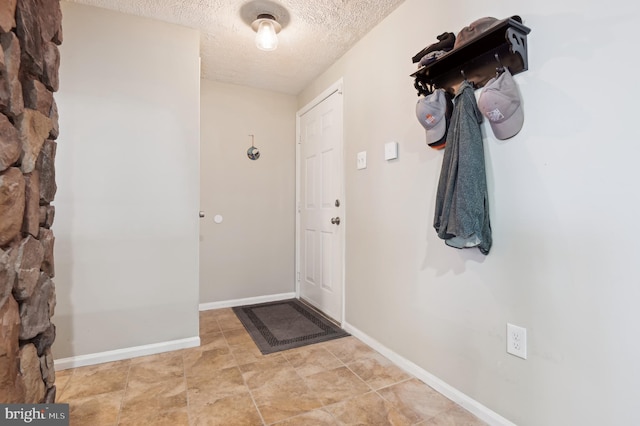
[433,80,492,255]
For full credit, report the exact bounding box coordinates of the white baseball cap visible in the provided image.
[416,89,451,148]
[477,68,524,140]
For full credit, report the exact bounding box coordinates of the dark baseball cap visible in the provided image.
[454,16,522,49]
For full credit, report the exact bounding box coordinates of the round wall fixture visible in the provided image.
[247,134,260,160]
[247,146,260,160]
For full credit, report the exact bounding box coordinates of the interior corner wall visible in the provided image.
[54,2,200,360]
[199,80,297,304]
[298,0,640,425]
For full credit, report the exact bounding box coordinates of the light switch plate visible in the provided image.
[384,142,398,160]
[357,151,367,170]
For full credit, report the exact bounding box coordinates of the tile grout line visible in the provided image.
[238,351,267,425]
[220,316,268,426]
[264,352,326,425]
[320,340,421,422]
[291,343,375,419]
[246,386,267,426]
[54,368,74,401]
[181,347,192,426]
[115,361,132,425]
[185,313,220,426]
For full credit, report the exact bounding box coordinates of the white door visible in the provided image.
[297,86,344,322]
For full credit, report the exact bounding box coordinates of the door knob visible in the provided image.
[331,217,341,225]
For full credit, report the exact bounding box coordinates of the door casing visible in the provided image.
[295,78,345,325]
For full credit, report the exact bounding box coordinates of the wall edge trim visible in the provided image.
[53,336,201,371]
[199,292,297,311]
[342,322,516,426]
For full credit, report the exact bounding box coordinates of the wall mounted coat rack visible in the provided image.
[411,16,531,95]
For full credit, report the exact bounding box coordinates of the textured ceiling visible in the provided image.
[66,0,406,94]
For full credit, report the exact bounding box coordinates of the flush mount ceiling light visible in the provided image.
[251,13,281,51]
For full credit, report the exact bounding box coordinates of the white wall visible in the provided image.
[199,80,297,304]
[54,3,200,360]
[299,0,640,424]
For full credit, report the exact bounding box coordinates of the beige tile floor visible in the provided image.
[56,307,487,425]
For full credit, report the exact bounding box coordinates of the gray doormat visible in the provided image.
[232,299,350,355]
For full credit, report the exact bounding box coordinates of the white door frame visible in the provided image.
[295,78,345,325]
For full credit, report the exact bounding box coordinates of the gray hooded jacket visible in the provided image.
[433,80,492,255]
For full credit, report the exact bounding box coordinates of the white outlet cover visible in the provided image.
[356,151,367,170]
[507,323,527,359]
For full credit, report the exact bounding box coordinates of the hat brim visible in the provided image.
[425,114,447,145]
[490,105,524,140]
[428,137,446,149]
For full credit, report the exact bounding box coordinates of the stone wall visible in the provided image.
[0,0,62,404]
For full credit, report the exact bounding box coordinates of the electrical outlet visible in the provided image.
[507,323,527,359]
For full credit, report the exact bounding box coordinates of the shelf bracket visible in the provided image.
[506,26,528,71]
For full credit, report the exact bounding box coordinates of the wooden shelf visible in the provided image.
[411,16,531,95]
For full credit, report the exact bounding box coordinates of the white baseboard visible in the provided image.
[199,292,296,311]
[54,336,200,371]
[342,322,516,426]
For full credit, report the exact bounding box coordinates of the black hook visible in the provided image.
[495,53,505,74]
